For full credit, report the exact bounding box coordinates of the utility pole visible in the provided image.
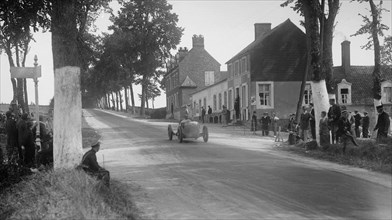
[34,55,41,156]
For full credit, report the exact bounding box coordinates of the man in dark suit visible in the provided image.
[373,105,390,142]
[328,99,341,144]
[81,141,110,187]
[362,111,370,138]
[353,110,362,138]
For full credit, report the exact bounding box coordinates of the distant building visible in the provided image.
[330,40,392,128]
[164,35,224,120]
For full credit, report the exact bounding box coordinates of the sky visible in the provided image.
[0,0,391,108]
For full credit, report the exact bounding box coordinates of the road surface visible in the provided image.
[83,109,391,220]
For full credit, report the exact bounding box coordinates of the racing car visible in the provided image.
[168,120,208,143]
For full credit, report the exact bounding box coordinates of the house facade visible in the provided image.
[225,19,307,121]
[329,40,392,129]
[164,35,224,120]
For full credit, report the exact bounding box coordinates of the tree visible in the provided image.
[380,36,391,65]
[0,0,50,113]
[51,0,110,169]
[351,0,390,114]
[111,0,183,116]
[282,0,340,145]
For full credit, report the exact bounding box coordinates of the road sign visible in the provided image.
[10,65,41,78]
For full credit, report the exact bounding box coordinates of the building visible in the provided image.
[164,35,225,120]
[331,40,392,128]
[225,19,307,121]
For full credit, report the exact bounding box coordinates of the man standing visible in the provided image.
[81,141,110,187]
[207,105,212,123]
[362,111,370,138]
[373,105,390,142]
[17,113,35,167]
[271,112,279,137]
[251,111,257,132]
[337,110,358,153]
[300,106,311,142]
[261,112,271,136]
[5,111,19,161]
[201,106,206,123]
[319,111,330,146]
[328,99,341,144]
[353,110,362,138]
[309,103,316,140]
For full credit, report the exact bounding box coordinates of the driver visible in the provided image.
[180,105,191,126]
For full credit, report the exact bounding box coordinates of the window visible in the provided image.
[247,55,250,72]
[303,84,312,105]
[256,82,274,108]
[199,100,202,113]
[242,85,247,107]
[341,88,349,104]
[228,64,233,78]
[244,57,248,72]
[384,87,392,103]
[337,79,352,105]
[213,94,217,111]
[205,71,215,86]
[218,93,222,110]
[224,91,227,107]
[235,61,239,76]
[228,89,232,110]
[381,81,392,103]
[241,58,245,73]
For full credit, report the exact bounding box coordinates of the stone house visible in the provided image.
[164,35,225,120]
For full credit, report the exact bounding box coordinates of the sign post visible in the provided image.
[10,55,42,165]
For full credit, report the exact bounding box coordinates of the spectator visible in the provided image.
[201,106,206,123]
[207,105,212,122]
[300,106,311,142]
[80,141,110,187]
[337,109,358,153]
[309,103,316,140]
[222,105,228,126]
[5,111,20,161]
[272,112,279,137]
[362,111,370,138]
[17,113,35,167]
[251,111,257,132]
[328,98,341,144]
[353,110,362,138]
[373,105,390,142]
[287,113,296,132]
[319,111,330,146]
[260,112,271,136]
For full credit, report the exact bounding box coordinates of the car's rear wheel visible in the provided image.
[203,126,208,142]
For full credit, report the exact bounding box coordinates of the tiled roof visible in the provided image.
[333,65,392,105]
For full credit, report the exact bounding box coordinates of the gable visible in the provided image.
[181,76,197,88]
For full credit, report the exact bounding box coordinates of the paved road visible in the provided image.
[84,109,392,220]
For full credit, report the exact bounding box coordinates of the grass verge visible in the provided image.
[276,138,392,174]
[0,169,139,219]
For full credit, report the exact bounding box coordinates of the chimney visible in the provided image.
[192,34,204,48]
[177,47,188,61]
[341,40,351,74]
[254,23,271,40]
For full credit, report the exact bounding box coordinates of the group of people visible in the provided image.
[288,98,390,151]
[251,111,280,136]
[3,109,52,167]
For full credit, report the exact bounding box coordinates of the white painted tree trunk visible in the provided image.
[373,98,382,136]
[311,80,330,145]
[53,66,83,169]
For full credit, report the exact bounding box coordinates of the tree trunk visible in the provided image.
[115,91,119,111]
[111,92,115,109]
[140,77,146,116]
[124,86,129,112]
[130,84,135,114]
[152,97,155,109]
[52,0,83,169]
[303,0,330,145]
[119,90,123,111]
